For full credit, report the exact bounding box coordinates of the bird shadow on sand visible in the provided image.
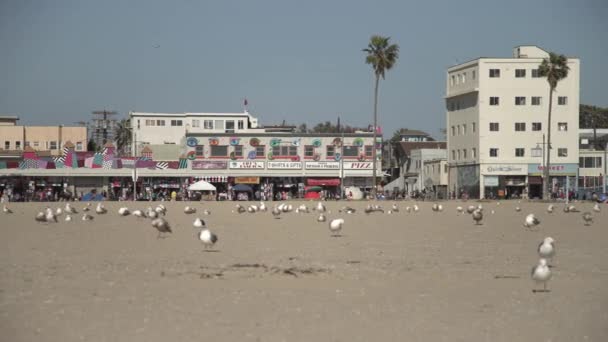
[202,249,220,253]
[330,234,345,238]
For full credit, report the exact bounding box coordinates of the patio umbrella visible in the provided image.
[306,186,323,192]
[188,180,216,191]
[232,184,253,192]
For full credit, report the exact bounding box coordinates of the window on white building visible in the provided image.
[210,145,228,157]
[225,120,235,132]
[515,96,526,105]
[237,120,244,130]
[342,146,359,157]
[192,120,200,128]
[472,122,476,133]
[489,69,500,78]
[451,75,455,86]
[145,119,155,126]
[256,146,265,157]
[462,149,467,159]
[214,120,224,130]
[472,148,476,158]
[234,145,243,157]
[558,96,568,105]
[4,141,10,149]
[515,122,526,131]
[365,145,373,157]
[195,145,204,157]
[15,141,21,149]
[157,120,165,126]
[472,70,476,79]
[489,122,499,131]
[462,72,466,83]
[33,141,39,148]
[515,69,526,78]
[170,120,183,126]
[272,145,298,157]
[457,125,461,135]
[49,141,58,150]
[451,150,456,160]
[490,97,499,106]
[532,69,541,78]
[304,146,315,157]
[558,148,568,157]
[532,122,542,131]
[451,126,455,136]
[457,150,461,160]
[462,124,467,135]
[515,148,525,157]
[532,96,542,105]
[203,120,214,129]
[489,148,498,157]
[558,122,568,131]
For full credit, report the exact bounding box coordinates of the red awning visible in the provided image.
[307,178,341,186]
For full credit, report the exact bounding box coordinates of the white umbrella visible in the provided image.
[188,180,216,191]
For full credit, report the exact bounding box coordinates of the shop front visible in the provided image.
[528,163,578,199]
[480,164,527,199]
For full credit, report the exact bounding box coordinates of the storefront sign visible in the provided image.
[482,164,527,175]
[344,162,373,169]
[305,161,340,170]
[267,161,303,169]
[229,161,265,169]
[192,160,228,170]
[528,163,578,176]
[307,178,341,186]
[235,176,260,184]
[484,176,499,186]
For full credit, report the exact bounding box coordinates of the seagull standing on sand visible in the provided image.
[45,207,57,223]
[155,204,166,216]
[82,214,94,221]
[151,218,172,238]
[316,202,326,213]
[118,207,130,216]
[184,206,196,214]
[466,205,476,214]
[472,209,483,225]
[199,229,218,250]
[55,207,63,216]
[329,218,344,236]
[2,205,12,214]
[524,213,540,229]
[65,214,72,222]
[538,237,555,263]
[96,203,107,214]
[547,205,554,213]
[582,212,593,226]
[456,206,464,214]
[593,203,601,213]
[133,210,145,218]
[259,202,267,212]
[35,211,46,223]
[146,207,158,219]
[531,258,552,293]
[317,213,326,222]
[193,218,205,229]
[391,203,399,212]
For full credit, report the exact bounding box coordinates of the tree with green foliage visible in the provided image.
[87,139,98,152]
[363,35,399,197]
[580,104,608,149]
[539,52,569,200]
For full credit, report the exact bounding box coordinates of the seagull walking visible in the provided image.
[538,237,555,264]
[199,229,218,250]
[151,218,172,238]
[95,203,107,214]
[193,217,205,229]
[329,218,344,236]
[472,209,483,225]
[582,212,593,226]
[547,205,554,213]
[2,205,12,214]
[524,213,540,229]
[531,259,552,293]
[593,203,600,213]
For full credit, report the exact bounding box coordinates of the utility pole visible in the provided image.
[132,129,137,201]
[604,141,607,194]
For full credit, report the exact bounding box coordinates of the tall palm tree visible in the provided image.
[538,52,569,200]
[363,35,399,198]
[114,119,132,156]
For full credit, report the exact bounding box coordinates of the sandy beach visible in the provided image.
[1,200,607,341]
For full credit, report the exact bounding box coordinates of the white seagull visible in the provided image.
[538,237,555,263]
[199,229,218,250]
[118,207,130,216]
[2,205,12,214]
[95,203,107,214]
[317,213,326,222]
[329,218,344,236]
[193,217,205,229]
[133,209,145,218]
[524,213,540,229]
[472,209,483,225]
[65,214,72,222]
[316,202,326,213]
[531,258,552,293]
[593,203,601,213]
[82,213,94,221]
[184,206,196,214]
[582,212,593,226]
[547,205,554,213]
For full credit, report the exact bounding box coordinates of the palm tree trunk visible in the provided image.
[544,88,554,200]
[372,75,380,198]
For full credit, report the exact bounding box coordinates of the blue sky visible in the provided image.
[1,0,606,138]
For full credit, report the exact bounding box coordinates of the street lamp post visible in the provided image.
[131,129,137,201]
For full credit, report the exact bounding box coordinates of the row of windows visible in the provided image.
[423,163,448,174]
[451,147,569,159]
[489,68,543,78]
[488,96,567,106]
[450,122,477,136]
[488,122,568,132]
[450,70,476,86]
[3,141,84,150]
[194,145,374,158]
[579,157,603,168]
[141,119,246,130]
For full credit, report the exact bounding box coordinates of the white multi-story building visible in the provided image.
[446,45,580,199]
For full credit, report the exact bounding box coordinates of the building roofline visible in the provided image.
[130,111,252,117]
[0,115,19,120]
[186,132,377,138]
